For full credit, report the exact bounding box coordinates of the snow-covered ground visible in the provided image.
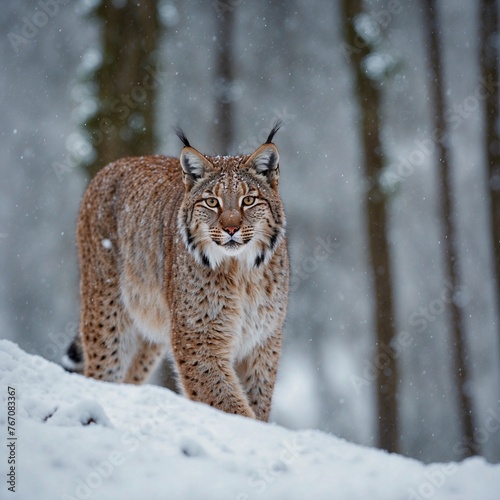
[0,340,499,500]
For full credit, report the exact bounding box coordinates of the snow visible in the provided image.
[101,239,112,250]
[1,340,499,500]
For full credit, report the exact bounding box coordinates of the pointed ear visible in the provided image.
[246,143,280,189]
[180,147,214,190]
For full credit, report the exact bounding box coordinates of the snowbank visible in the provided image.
[0,340,499,500]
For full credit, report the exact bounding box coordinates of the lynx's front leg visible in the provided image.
[237,331,282,422]
[171,329,255,418]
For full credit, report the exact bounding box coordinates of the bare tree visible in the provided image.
[479,0,500,346]
[83,0,161,178]
[214,5,236,153]
[341,0,399,453]
[422,0,475,458]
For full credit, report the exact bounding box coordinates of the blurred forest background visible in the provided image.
[2,0,500,464]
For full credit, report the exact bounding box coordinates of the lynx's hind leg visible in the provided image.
[81,277,137,383]
[123,335,166,384]
[236,331,282,422]
[78,198,138,382]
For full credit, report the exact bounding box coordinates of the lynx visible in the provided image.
[65,123,289,421]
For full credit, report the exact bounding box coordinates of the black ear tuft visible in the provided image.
[175,127,191,148]
[265,120,283,144]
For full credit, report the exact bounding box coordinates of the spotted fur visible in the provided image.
[74,129,289,421]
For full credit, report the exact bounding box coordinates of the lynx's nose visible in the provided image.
[220,209,241,236]
[223,226,239,236]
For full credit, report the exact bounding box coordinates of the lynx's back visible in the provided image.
[74,125,289,421]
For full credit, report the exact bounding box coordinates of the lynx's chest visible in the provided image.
[228,266,282,361]
[173,256,283,361]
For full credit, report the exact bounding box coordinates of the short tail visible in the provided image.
[62,334,85,374]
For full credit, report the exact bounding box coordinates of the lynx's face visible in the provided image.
[177,140,286,269]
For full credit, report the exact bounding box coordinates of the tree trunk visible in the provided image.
[83,0,161,178]
[341,0,399,453]
[214,6,236,154]
[422,0,476,458]
[479,0,500,349]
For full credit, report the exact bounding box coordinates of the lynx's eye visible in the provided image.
[242,196,256,206]
[205,197,219,208]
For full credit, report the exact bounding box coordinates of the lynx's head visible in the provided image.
[177,123,286,269]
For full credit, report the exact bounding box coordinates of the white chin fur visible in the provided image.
[200,239,267,270]
[205,241,247,267]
